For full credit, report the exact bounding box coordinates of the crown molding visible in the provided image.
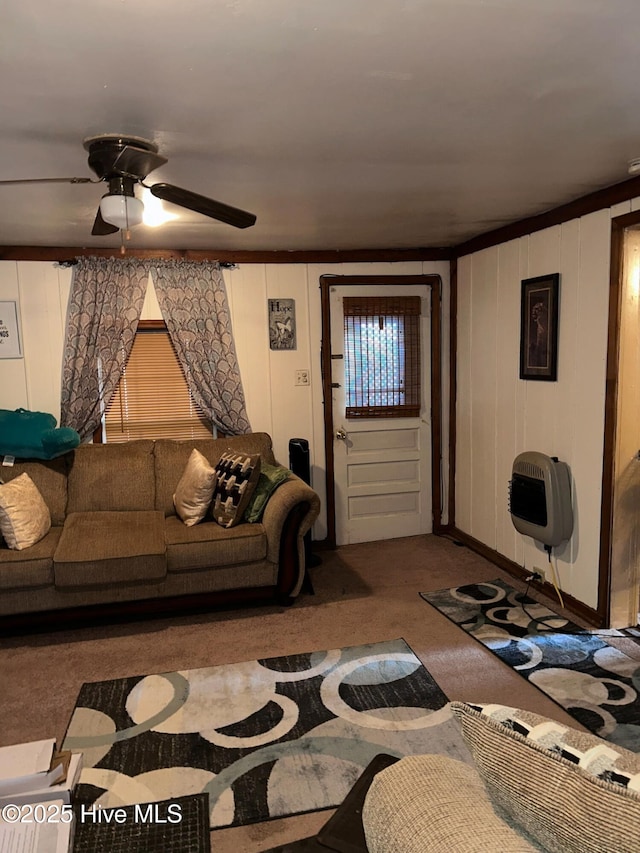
[0,246,452,264]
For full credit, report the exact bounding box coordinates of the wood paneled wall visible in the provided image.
[456,202,636,609]
[0,259,450,542]
[0,261,72,417]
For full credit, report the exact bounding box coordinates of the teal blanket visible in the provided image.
[0,408,80,459]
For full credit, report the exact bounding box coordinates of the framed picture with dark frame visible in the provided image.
[519,273,559,381]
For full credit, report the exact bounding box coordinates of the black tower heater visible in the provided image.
[289,439,321,589]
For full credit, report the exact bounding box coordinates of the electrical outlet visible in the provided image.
[532,566,546,582]
[295,370,310,386]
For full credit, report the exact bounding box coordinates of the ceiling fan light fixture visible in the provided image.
[99,193,144,229]
[141,188,178,227]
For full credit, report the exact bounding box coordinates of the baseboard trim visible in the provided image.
[437,527,604,628]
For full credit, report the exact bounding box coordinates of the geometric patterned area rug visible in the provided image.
[62,638,472,829]
[421,578,640,752]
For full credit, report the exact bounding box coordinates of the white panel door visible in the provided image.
[330,284,432,545]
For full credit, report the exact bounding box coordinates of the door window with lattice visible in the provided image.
[343,295,421,419]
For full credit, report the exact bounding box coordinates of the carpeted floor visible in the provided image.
[0,534,594,852]
[63,638,471,828]
[421,577,640,751]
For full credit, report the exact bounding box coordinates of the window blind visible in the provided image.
[343,295,421,419]
[104,329,213,442]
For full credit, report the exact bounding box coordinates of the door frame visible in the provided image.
[600,209,640,626]
[320,274,443,548]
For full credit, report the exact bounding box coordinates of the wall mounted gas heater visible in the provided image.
[508,452,573,547]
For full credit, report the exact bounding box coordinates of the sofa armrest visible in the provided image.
[362,754,540,853]
[260,474,321,598]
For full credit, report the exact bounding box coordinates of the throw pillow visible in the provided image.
[173,448,217,527]
[0,472,52,550]
[362,753,540,853]
[244,462,291,523]
[211,451,261,528]
[451,701,640,853]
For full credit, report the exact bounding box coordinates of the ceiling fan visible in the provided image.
[0,134,257,236]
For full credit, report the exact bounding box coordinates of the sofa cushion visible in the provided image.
[164,515,267,572]
[451,701,640,853]
[66,441,156,513]
[0,456,69,525]
[362,753,540,853]
[173,449,216,526]
[155,439,224,517]
[211,451,261,528]
[54,511,166,587]
[154,433,278,517]
[218,432,278,465]
[0,527,61,590]
[0,473,52,550]
[244,463,291,523]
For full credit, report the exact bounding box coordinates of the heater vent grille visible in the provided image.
[513,460,544,480]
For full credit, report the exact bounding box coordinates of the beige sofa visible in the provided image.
[0,433,320,630]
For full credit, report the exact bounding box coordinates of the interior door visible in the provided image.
[330,284,432,545]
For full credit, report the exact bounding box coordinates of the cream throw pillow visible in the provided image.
[0,473,52,550]
[173,448,217,526]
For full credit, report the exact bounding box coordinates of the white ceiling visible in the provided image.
[2,0,640,252]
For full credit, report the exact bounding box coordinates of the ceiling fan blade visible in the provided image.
[91,206,119,236]
[150,182,256,229]
[0,177,93,186]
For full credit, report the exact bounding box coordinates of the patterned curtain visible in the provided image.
[60,256,150,440]
[150,260,251,435]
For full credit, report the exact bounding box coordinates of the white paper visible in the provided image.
[0,819,71,853]
[0,742,55,782]
[0,754,83,807]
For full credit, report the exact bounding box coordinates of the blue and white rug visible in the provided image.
[421,578,640,752]
[63,638,471,828]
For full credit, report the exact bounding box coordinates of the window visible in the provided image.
[343,295,421,419]
[103,323,213,442]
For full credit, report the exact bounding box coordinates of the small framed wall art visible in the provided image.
[268,298,296,350]
[0,301,22,359]
[519,274,559,381]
